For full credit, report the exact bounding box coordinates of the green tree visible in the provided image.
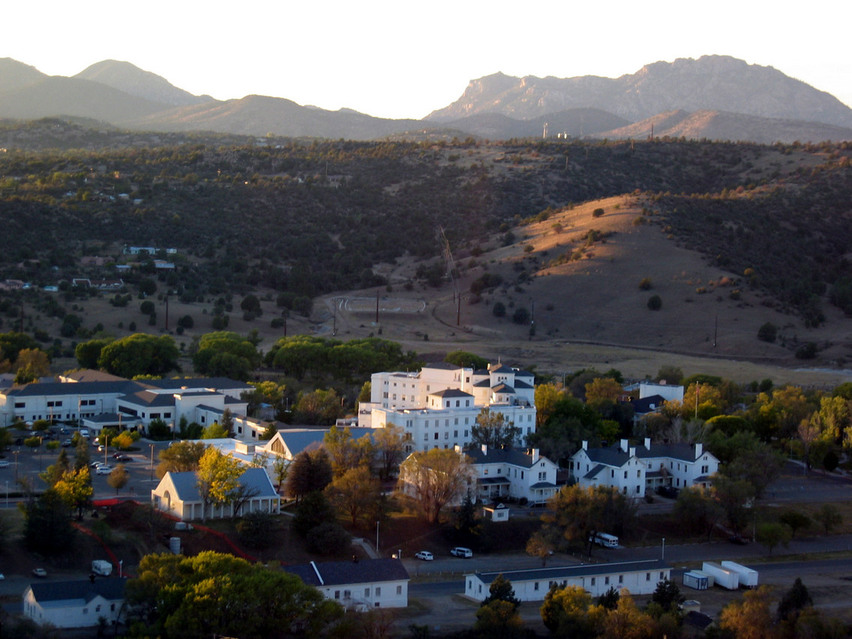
[481,574,520,609]
[96,333,179,378]
[41,448,72,488]
[651,578,685,613]
[778,577,812,622]
[325,466,379,527]
[756,522,792,555]
[814,503,842,535]
[475,600,524,638]
[285,449,333,500]
[757,322,778,343]
[294,388,343,425]
[779,510,811,538]
[323,425,374,478]
[444,350,489,369]
[712,475,756,535]
[399,448,473,524]
[373,423,406,481]
[195,447,244,521]
[540,584,601,637]
[126,551,342,638]
[541,485,635,556]
[674,486,723,540]
[647,294,662,310]
[13,348,50,384]
[156,441,207,478]
[292,490,337,537]
[470,407,521,449]
[191,331,261,381]
[20,488,76,554]
[201,421,229,439]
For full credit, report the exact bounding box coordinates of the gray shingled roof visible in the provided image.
[491,383,516,394]
[28,579,126,603]
[636,442,703,462]
[275,427,376,457]
[285,558,409,587]
[121,390,176,408]
[583,463,606,480]
[4,380,144,398]
[583,446,631,467]
[465,447,542,469]
[145,377,254,392]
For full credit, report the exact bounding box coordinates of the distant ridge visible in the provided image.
[427,56,852,130]
[1,55,851,143]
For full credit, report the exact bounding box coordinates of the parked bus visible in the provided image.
[589,532,619,548]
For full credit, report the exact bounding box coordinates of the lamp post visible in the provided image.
[376,521,380,556]
[149,443,155,482]
[13,450,19,482]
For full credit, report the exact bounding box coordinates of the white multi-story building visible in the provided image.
[466,445,560,505]
[360,362,536,452]
[569,438,720,498]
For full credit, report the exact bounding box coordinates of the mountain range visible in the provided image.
[1,55,851,144]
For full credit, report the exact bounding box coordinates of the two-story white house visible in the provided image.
[570,438,720,497]
[465,445,560,505]
[361,362,537,452]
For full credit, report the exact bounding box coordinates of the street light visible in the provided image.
[149,443,155,482]
[13,450,19,482]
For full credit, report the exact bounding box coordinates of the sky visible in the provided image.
[4,0,851,120]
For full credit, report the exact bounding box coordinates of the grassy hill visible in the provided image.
[1,120,850,380]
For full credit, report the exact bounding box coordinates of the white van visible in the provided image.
[450,546,473,558]
[589,532,619,548]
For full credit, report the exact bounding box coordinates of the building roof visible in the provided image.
[143,377,253,394]
[160,467,278,503]
[430,388,473,398]
[421,362,463,371]
[28,578,126,604]
[465,447,549,469]
[121,390,176,408]
[514,379,534,390]
[470,559,670,583]
[583,463,607,480]
[285,558,409,587]
[271,427,377,458]
[631,394,665,413]
[60,370,127,383]
[3,380,144,398]
[491,383,515,394]
[637,442,708,463]
[489,365,515,374]
[580,446,632,468]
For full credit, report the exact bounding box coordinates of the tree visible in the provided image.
[126,551,342,638]
[292,490,338,538]
[651,578,685,613]
[325,466,380,527]
[96,333,179,378]
[41,448,72,487]
[21,488,76,554]
[778,577,812,622]
[540,584,601,637]
[720,585,776,639]
[294,388,343,425]
[201,421,229,439]
[195,447,244,521]
[191,331,261,380]
[470,407,521,449]
[674,486,723,540]
[107,464,129,494]
[758,322,778,343]
[541,485,635,556]
[13,348,50,384]
[323,425,374,478]
[526,529,556,566]
[725,442,785,499]
[285,449,333,500]
[444,350,489,370]
[481,574,520,609]
[53,467,94,519]
[647,295,662,310]
[156,441,207,478]
[779,510,811,538]
[598,592,656,639]
[712,475,755,535]
[584,377,623,411]
[814,503,842,535]
[373,423,406,481]
[399,448,473,524]
[756,522,792,556]
[271,456,289,494]
[475,600,524,638]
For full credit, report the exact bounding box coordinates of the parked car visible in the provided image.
[414,551,434,561]
[115,455,132,462]
[655,486,679,499]
[449,547,473,558]
[95,465,113,475]
[32,568,47,578]
[90,461,104,469]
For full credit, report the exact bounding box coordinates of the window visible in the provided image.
[624,470,628,479]
[424,433,428,441]
[14,402,24,409]
[396,585,402,595]
[619,575,623,584]
[376,587,381,596]
[591,577,596,586]
[335,590,341,599]
[434,433,439,440]
[660,572,665,579]
[637,470,641,478]
[646,573,651,581]
[534,582,539,591]
[96,605,101,612]
[344,590,351,598]
[605,576,610,585]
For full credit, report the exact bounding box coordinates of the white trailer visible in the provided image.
[702,562,739,590]
[91,560,112,576]
[721,561,758,588]
[682,570,710,590]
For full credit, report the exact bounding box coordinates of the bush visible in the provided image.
[638,277,652,291]
[795,342,817,359]
[757,322,777,343]
[512,307,530,324]
[592,208,604,218]
[647,295,662,311]
[493,301,506,318]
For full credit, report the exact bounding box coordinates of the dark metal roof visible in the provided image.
[472,559,670,583]
[161,467,278,502]
[465,447,545,469]
[583,463,606,480]
[491,383,516,394]
[285,558,409,587]
[430,388,473,398]
[4,380,144,398]
[28,578,126,603]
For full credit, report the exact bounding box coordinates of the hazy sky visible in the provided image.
[4,0,850,120]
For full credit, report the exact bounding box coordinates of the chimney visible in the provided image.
[581,440,588,451]
[644,437,651,450]
[620,438,629,453]
[694,442,703,458]
[629,447,635,458]
[481,444,488,456]
[531,448,540,462]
